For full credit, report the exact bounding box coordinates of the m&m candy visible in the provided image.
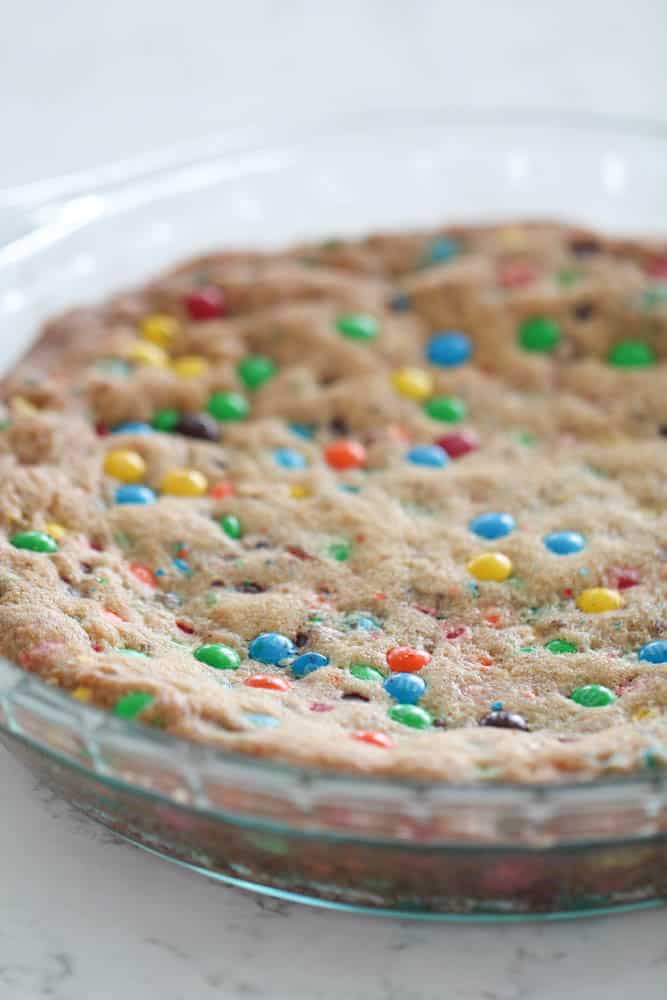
[104,449,146,483]
[112,421,153,434]
[391,367,433,400]
[195,644,241,670]
[208,391,249,421]
[353,730,393,748]
[545,639,577,654]
[171,355,209,378]
[426,331,472,367]
[469,512,515,539]
[10,530,58,553]
[114,691,155,719]
[406,444,449,467]
[244,674,290,691]
[324,439,367,470]
[576,588,622,613]
[423,396,467,423]
[220,514,243,539]
[291,652,330,677]
[436,429,479,458]
[249,633,296,664]
[543,531,586,555]
[422,236,459,266]
[237,355,277,389]
[467,552,513,582]
[160,468,208,497]
[336,313,379,341]
[383,673,426,704]
[518,316,561,352]
[115,484,156,504]
[273,448,308,469]
[388,703,433,728]
[386,647,431,672]
[140,313,180,347]
[185,286,226,320]
[569,684,616,707]
[349,663,385,682]
[608,340,655,368]
[152,408,181,431]
[638,640,667,664]
[128,341,168,367]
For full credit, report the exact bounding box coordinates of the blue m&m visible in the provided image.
[244,713,280,729]
[273,447,308,469]
[426,331,472,367]
[469,512,515,539]
[406,444,449,467]
[638,640,667,664]
[112,421,154,434]
[288,422,315,440]
[543,531,586,555]
[249,632,296,665]
[291,652,330,677]
[115,484,156,504]
[383,673,426,704]
[424,236,459,265]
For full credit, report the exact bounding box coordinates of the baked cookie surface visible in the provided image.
[3,221,667,783]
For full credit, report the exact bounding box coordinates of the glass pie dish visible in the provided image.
[2,109,667,919]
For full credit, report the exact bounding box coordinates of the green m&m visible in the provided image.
[10,531,58,553]
[388,704,433,729]
[545,639,578,654]
[518,316,561,353]
[607,339,655,368]
[569,684,616,707]
[195,643,241,670]
[114,691,155,719]
[349,663,385,682]
[423,395,467,423]
[336,313,379,341]
[220,514,243,540]
[237,355,276,389]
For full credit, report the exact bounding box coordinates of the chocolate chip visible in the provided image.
[573,301,595,321]
[341,692,370,702]
[236,581,265,593]
[479,710,530,731]
[569,238,601,256]
[176,412,220,441]
[209,579,225,587]
[80,563,93,574]
[294,631,310,648]
[388,291,411,312]
[329,416,348,435]
[286,545,313,561]
[432,717,448,729]
[252,540,271,549]
[659,425,667,438]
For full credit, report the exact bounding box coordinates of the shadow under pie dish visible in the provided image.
[1,111,667,917]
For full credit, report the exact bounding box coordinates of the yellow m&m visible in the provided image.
[139,313,180,348]
[72,686,92,703]
[171,355,210,378]
[576,588,623,613]
[104,449,147,483]
[391,367,433,401]
[160,468,208,497]
[290,483,312,499]
[127,341,169,368]
[45,521,66,540]
[467,552,513,582]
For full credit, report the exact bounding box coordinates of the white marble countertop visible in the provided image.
[2,1,667,997]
